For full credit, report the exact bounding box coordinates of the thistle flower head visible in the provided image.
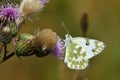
[0,4,19,21]
[53,36,65,60]
[34,29,57,50]
[19,0,46,16]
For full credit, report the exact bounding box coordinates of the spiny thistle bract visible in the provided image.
[15,33,36,56]
[0,21,18,44]
[18,33,35,41]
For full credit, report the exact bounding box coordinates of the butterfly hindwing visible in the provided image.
[64,40,89,70]
[64,34,105,70]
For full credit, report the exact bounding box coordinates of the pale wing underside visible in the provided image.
[64,34,105,70]
[64,42,89,70]
[72,37,106,59]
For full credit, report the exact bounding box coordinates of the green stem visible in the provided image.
[3,43,7,60]
[0,51,15,64]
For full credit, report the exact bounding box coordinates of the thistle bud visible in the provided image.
[18,33,35,41]
[16,40,35,56]
[15,33,35,56]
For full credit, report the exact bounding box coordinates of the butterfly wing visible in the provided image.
[72,37,106,59]
[64,34,89,70]
[64,34,105,70]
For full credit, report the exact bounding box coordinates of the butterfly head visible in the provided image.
[64,34,73,46]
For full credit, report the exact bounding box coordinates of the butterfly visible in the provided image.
[64,34,106,70]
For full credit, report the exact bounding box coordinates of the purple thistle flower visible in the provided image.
[0,5,19,21]
[53,36,65,60]
[41,0,49,4]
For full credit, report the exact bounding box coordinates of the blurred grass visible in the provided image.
[0,0,120,80]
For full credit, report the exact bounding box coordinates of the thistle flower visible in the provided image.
[34,29,57,50]
[0,4,19,21]
[52,36,65,60]
[0,4,20,44]
[19,0,46,17]
[16,29,57,57]
[34,29,57,57]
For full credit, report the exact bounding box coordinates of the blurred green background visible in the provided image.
[0,0,120,80]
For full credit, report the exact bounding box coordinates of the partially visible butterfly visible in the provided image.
[64,34,106,70]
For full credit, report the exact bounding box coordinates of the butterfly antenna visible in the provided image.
[61,21,73,44]
[61,22,72,37]
[61,21,70,34]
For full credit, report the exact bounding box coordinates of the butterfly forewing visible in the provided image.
[72,37,106,59]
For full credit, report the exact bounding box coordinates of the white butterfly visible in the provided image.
[64,34,106,70]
